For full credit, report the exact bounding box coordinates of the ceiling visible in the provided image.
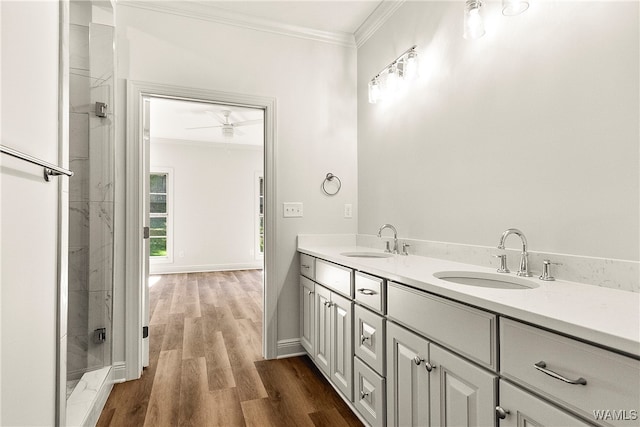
[150,98,265,146]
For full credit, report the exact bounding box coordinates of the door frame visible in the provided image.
[124,80,278,380]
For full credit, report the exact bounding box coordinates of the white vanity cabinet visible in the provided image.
[300,255,355,402]
[298,249,639,427]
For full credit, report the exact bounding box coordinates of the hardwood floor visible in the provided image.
[97,270,363,427]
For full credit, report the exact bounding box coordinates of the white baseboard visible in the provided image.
[276,338,305,358]
[150,262,263,275]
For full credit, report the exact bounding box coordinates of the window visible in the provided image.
[150,170,172,261]
[256,174,264,258]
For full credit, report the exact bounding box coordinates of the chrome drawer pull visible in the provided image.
[361,334,371,344]
[360,390,370,399]
[301,264,310,269]
[306,290,314,296]
[413,356,425,365]
[357,288,378,296]
[425,362,436,372]
[534,361,587,385]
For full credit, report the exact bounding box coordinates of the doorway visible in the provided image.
[125,81,278,381]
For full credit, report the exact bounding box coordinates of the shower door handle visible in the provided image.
[143,226,150,239]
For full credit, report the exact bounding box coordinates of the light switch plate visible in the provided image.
[344,204,353,218]
[283,202,303,217]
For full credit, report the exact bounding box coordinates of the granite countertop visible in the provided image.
[298,241,640,358]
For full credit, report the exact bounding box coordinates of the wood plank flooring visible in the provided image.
[97,270,363,427]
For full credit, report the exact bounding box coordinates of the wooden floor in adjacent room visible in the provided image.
[97,270,362,427]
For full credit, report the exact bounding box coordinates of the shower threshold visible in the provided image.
[66,366,112,426]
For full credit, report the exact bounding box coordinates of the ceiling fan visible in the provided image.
[187,109,262,138]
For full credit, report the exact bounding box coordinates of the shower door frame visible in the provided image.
[124,80,278,380]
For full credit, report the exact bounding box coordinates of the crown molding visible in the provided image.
[354,0,405,48]
[119,1,356,48]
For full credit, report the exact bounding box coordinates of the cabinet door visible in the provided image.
[498,380,592,427]
[300,276,315,355]
[314,284,332,376]
[386,322,430,427]
[354,357,386,427]
[330,291,353,401]
[429,344,497,427]
[354,304,385,375]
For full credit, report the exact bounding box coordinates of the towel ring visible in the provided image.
[322,173,341,196]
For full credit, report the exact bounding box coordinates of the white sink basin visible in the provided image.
[340,251,394,259]
[434,271,539,290]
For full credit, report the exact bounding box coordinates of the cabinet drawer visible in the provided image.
[354,357,386,427]
[500,318,640,427]
[316,259,353,297]
[300,253,315,280]
[499,380,592,427]
[355,272,385,313]
[388,281,497,369]
[354,305,385,375]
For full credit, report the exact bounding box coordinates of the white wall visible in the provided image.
[149,139,263,274]
[113,5,358,361]
[0,1,61,425]
[358,1,639,262]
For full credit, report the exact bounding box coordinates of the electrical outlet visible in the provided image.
[283,202,303,218]
[344,204,353,218]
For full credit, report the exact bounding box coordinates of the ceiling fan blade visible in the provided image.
[233,119,263,127]
[185,124,223,130]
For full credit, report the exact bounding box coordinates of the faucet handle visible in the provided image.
[493,254,510,273]
[401,243,411,256]
[384,241,391,253]
[539,259,562,281]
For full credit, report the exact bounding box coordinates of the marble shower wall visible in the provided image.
[67,6,114,380]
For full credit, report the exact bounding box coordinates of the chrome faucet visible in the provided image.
[377,224,399,254]
[497,228,532,277]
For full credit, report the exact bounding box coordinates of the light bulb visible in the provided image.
[502,0,529,16]
[368,79,380,104]
[404,51,418,81]
[464,0,485,40]
[386,64,399,93]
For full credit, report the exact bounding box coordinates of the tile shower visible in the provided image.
[66,1,115,422]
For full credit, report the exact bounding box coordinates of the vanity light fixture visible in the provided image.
[463,0,486,40]
[502,0,529,16]
[367,45,418,104]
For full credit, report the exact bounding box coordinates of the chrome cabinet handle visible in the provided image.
[360,390,369,399]
[357,288,377,296]
[413,356,425,365]
[306,290,314,296]
[495,406,510,420]
[424,362,436,372]
[361,334,371,344]
[534,361,587,385]
[301,264,310,269]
